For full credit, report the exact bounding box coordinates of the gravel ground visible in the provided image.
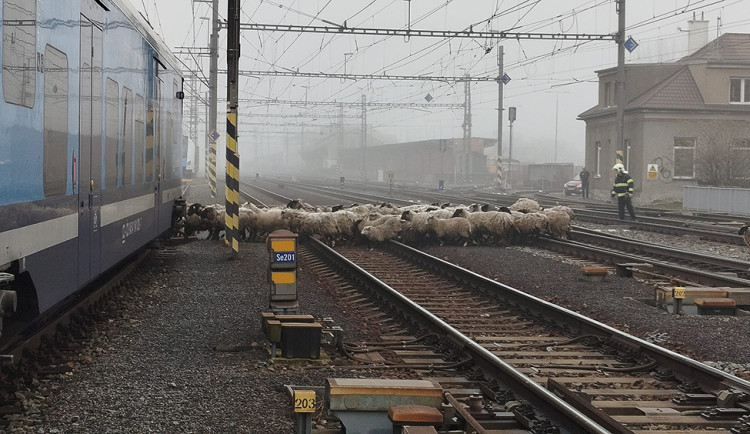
[7,183,750,433]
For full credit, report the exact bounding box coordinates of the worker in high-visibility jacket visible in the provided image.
[611,163,636,221]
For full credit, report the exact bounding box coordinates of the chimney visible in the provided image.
[688,12,709,54]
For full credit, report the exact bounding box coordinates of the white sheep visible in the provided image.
[511,211,548,241]
[426,215,472,246]
[509,197,543,213]
[541,208,572,239]
[361,216,402,247]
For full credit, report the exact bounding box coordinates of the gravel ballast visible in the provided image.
[7,185,750,432]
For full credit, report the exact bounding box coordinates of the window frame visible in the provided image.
[121,87,133,186]
[42,44,68,197]
[595,141,602,177]
[3,0,37,107]
[731,138,750,180]
[673,137,696,179]
[730,78,750,104]
[104,78,119,188]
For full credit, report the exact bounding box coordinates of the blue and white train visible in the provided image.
[0,0,185,330]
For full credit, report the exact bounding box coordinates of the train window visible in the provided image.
[2,0,37,107]
[145,100,155,182]
[105,78,119,188]
[122,87,133,186]
[43,44,68,197]
[134,94,145,183]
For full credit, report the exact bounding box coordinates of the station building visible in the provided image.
[579,31,750,204]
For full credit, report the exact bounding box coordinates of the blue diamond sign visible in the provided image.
[500,73,511,85]
[624,36,638,53]
[208,129,220,142]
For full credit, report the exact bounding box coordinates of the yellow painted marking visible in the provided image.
[272,271,296,284]
[294,390,316,413]
[271,240,296,252]
[673,287,686,299]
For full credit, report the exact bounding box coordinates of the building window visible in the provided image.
[105,78,119,188]
[595,141,601,176]
[603,82,612,107]
[731,139,750,179]
[624,139,631,171]
[674,137,696,179]
[3,0,37,107]
[43,44,68,197]
[730,78,750,103]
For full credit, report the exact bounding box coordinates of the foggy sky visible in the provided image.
[131,0,750,173]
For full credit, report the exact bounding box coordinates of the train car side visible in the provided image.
[0,0,184,328]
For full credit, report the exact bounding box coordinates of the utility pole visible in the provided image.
[338,104,344,182]
[496,45,504,190]
[225,0,240,257]
[462,77,472,183]
[208,0,219,198]
[615,0,626,165]
[361,94,367,181]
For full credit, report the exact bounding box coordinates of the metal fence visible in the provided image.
[683,186,750,215]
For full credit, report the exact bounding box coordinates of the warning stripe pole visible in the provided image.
[208,138,217,198]
[225,113,240,254]
[495,157,503,189]
[616,149,624,166]
[225,0,240,257]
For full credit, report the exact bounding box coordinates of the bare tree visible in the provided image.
[693,120,750,187]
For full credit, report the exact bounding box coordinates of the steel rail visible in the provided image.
[538,236,750,288]
[306,237,613,433]
[382,239,750,408]
[571,227,750,274]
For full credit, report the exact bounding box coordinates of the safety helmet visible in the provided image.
[612,163,625,172]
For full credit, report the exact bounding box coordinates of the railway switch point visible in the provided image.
[580,267,609,282]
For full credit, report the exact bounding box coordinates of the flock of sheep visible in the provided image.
[179,197,574,247]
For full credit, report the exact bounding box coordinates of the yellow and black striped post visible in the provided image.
[225,0,240,257]
[616,149,625,166]
[208,138,217,198]
[495,156,503,189]
[225,111,240,254]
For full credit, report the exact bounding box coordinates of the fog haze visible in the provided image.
[130,0,750,173]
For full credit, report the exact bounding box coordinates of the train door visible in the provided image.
[152,58,165,227]
[78,14,103,285]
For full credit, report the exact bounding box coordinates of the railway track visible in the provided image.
[304,237,750,433]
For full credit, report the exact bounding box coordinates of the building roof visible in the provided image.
[579,33,750,120]
[680,33,750,64]
[627,66,705,110]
